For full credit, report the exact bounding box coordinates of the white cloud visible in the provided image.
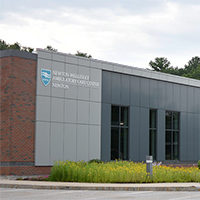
[0,1,200,69]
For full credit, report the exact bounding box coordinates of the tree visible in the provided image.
[45,45,57,52]
[148,56,200,80]
[0,40,9,50]
[149,57,171,71]
[184,56,200,73]
[182,64,200,80]
[0,39,34,52]
[75,51,92,58]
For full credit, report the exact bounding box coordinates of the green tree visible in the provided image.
[0,40,9,50]
[149,57,171,71]
[0,39,34,52]
[45,45,57,52]
[149,56,200,80]
[182,64,200,80]
[184,56,200,73]
[75,51,92,58]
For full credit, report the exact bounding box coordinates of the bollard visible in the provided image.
[146,155,153,178]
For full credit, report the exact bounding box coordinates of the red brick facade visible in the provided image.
[0,50,51,175]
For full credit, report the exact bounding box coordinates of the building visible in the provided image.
[1,49,200,175]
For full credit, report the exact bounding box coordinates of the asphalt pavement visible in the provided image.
[2,188,200,200]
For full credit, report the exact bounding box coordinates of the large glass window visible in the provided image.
[149,110,157,160]
[111,105,129,160]
[165,111,179,160]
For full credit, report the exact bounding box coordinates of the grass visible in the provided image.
[47,160,200,183]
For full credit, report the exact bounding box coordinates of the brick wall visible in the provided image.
[0,51,51,175]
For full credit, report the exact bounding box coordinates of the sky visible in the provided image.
[1,0,200,69]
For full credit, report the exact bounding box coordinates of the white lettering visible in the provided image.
[70,73,89,80]
[52,82,69,89]
[51,70,99,89]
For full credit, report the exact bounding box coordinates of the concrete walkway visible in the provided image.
[1,179,200,191]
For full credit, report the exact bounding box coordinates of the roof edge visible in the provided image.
[0,49,37,60]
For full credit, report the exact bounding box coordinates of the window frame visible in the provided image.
[165,111,180,160]
[111,105,129,160]
[149,109,157,161]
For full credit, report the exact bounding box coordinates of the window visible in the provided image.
[111,105,129,160]
[149,110,157,160]
[165,111,179,160]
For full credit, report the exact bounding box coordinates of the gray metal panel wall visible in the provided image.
[102,71,111,103]
[199,115,200,160]
[180,85,187,112]
[140,78,149,108]
[121,74,130,105]
[35,50,102,165]
[101,70,200,162]
[173,84,181,111]
[130,76,140,106]
[139,107,149,161]
[157,81,165,109]
[165,83,173,110]
[50,123,64,165]
[187,113,194,161]
[194,114,199,160]
[129,106,140,161]
[149,79,158,108]
[180,112,187,161]
[101,103,111,161]
[111,73,121,104]
[157,109,165,161]
[188,87,195,113]
[195,88,200,113]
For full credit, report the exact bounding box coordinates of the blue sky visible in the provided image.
[1,0,200,69]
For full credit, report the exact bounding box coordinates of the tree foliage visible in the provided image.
[149,57,171,71]
[45,45,57,52]
[0,39,34,52]
[149,56,200,80]
[75,51,92,58]
[1,40,93,59]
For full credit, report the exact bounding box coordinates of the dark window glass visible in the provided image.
[111,106,119,125]
[111,105,129,160]
[150,110,156,128]
[111,128,119,160]
[173,113,179,130]
[173,145,179,160]
[173,131,179,144]
[121,107,128,126]
[166,111,172,129]
[166,145,171,160]
[120,128,128,160]
[166,131,171,143]
[165,111,179,160]
[149,130,156,160]
[149,109,156,160]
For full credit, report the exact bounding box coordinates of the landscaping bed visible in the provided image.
[46,160,200,183]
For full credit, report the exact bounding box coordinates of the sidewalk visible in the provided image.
[1,179,200,191]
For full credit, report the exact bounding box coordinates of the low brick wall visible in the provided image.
[0,166,51,176]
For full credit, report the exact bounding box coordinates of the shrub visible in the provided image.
[88,159,104,164]
[48,160,200,183]
[198,160,200,169]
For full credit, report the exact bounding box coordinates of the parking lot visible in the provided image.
[1,188,200,200]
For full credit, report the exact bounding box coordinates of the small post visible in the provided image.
[146,155,153,178]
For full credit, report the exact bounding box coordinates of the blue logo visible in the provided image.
[41,69,51,86]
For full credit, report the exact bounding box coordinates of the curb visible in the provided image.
[1,183,200,191]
